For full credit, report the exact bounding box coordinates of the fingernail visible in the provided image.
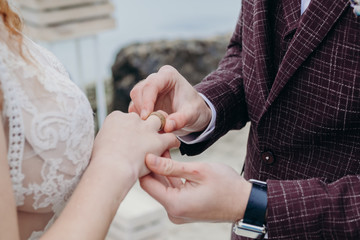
[141,109,149,119]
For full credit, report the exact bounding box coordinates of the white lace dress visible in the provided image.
[0,23,95,239]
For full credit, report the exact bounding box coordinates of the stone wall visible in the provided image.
[111,34,231,112]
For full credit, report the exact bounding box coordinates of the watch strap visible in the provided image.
[243,180,268,226]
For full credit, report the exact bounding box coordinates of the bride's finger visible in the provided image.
[145,110,168,132]
[159,132,180,150]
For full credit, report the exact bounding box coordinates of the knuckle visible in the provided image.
[162,158,174,175]
[130,79,145,99]
[159,65,175,72]
[159,65,177,77]
[105,110,124,123]
[128,111,140,120]
[129,88,137,99]
[109,110,123,118]
[128,101,134,111]
[146,73,158,82]
[127,111,137,117]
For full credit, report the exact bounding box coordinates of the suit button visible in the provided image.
[261,151,275,164]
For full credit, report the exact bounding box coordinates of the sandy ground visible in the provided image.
[107,124,250,240]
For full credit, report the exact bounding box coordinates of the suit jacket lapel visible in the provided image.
[282,0,302,37]
[265,0,349,109]
[253,0,301,105]
[253,0,274,104]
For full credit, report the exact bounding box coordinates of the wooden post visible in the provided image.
[17,0,116,41]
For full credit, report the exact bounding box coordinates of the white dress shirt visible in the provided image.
[301,0,311,14]
[180,0,311,144]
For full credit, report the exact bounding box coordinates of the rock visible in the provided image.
[111,34,231,112]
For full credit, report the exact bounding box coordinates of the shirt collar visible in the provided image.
[301,0,311,14]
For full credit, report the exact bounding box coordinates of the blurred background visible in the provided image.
[35,0,241,87]
[15,0,249,239]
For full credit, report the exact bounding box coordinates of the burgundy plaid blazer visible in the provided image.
[180,0,360,239]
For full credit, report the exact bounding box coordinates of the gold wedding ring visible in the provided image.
[148,111,166,131]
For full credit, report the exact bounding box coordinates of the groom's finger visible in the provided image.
[140,174,179,206]
[157,133,180,151]
[156,152,184,188]
[140,174,190,223]
[145,154,203,181]
[129,80,147,118]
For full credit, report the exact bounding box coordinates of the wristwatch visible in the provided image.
[233,179,267,239]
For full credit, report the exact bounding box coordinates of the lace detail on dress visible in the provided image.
[0,24,95,239]
[0,60,27,205]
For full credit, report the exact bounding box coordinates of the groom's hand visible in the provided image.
[140,154,252,223]
[129,65,212,136]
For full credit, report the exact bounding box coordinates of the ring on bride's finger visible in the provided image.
[148,111,166,131]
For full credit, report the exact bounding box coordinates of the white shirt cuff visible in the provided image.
[177,93,216,144]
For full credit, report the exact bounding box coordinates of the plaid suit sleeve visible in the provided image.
[180,11,249,156]
[267,176,360,239]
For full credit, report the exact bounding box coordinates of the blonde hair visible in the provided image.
[0,0,23,35]
[0,0,23,111]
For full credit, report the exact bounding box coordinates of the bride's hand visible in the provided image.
[91,111,180,180]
